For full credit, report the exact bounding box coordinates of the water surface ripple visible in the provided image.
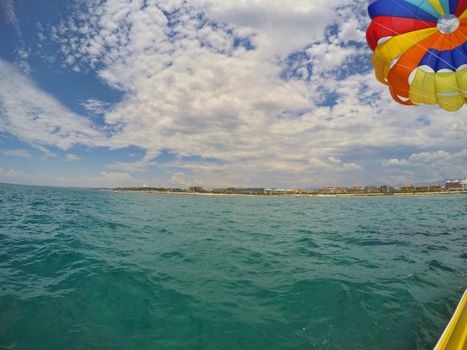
[0,184,465,349]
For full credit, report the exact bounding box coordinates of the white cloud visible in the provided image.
[380,150,467,184]
[82,99,111,116]
[0,167,147,188]
[107,159,156,172]
[170,172,196,187]
[0,167,27,180]
[65,154,81,161]
[1,149,31,158]
[409,151,450,163]
[381,159,409,167]
[200,0,342,57]
[83,171,141,188]
[0,167,68,187]
[0,58,107,151]
[0,0,18,27]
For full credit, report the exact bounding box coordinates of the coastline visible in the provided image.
[108,189,467,198]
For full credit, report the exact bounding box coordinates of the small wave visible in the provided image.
[428,259,455,272]
[295,237,319,249]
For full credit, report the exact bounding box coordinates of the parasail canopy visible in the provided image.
[366,0,466,112]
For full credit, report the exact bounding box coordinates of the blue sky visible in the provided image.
[0,0,465,188]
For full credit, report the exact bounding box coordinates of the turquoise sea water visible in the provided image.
[0,183,465,350]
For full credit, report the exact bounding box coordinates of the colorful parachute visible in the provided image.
[367,0,466,112]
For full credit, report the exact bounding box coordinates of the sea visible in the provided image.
[0,183,465,350]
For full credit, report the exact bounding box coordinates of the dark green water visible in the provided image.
[0,183,465,349]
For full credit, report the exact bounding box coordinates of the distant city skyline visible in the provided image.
[1,1,466,188]
[3,177,465,192]
[108,178,467,195]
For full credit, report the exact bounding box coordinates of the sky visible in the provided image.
[0,0,465,189]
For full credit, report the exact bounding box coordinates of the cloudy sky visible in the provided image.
[0,0,465,188]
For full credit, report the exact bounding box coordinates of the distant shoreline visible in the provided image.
[109,189,467,198]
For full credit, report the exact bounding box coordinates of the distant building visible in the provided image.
[364,186,380,193]
[400,183,414,193]
[445,181,463,191]
[289,189,306,195]
[350,185,365,194]
[265,188,287,195]
[319,187,335,194]
[415,185,432,192]
[379,185,395,193]
[319,187,349,194]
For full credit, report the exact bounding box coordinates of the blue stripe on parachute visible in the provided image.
[448,0,459,14]
[368,0,439,22]
[419,42,467,71]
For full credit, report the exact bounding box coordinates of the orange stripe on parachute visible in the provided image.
[387,33,440,102]
[429,20,467,50]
